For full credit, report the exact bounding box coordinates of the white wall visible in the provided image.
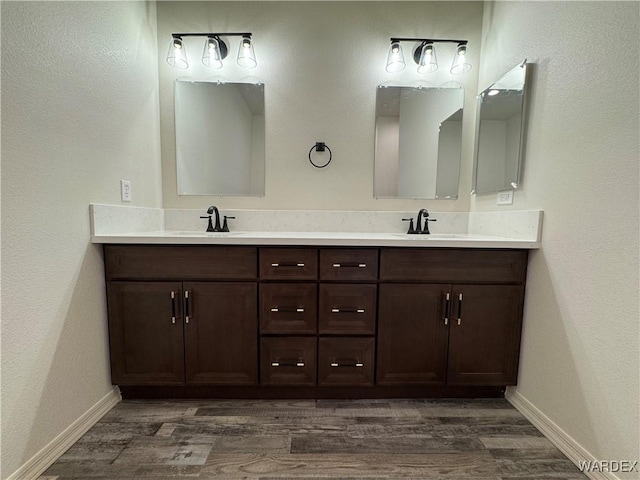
[0,2,162,478]
[475,1,639,475]
[157,1,483,211]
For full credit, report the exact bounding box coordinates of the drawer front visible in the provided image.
[260,248,318,280]
[260,337,317,386]
[318,284,377,335]
[380,248,528,284]
[319,249,378,281]
[260,283,317,334]
[318,337,375,386]
[105,245,257,280]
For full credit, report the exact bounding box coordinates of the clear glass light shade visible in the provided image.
[450,43,472,75]
[417,43,438,74]
[202,36,223,68]
[237,36,257,68]
[166,37,188,69]
[386,41,405,73]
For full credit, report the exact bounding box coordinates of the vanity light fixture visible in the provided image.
[166,33,256,69]
[386,38,471,75]
[450,42,471,75]
[385,40,406,73]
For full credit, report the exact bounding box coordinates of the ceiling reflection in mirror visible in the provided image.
[374,86,463,199]
[473,61,530,194]
[175,81,265,196]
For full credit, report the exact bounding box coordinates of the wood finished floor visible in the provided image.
[41,398,588,480]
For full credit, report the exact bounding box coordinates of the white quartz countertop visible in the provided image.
[91,230,540,249]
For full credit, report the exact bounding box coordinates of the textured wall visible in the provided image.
[0,2,162,478]
[475,2,639,474]
[157,1,483,211]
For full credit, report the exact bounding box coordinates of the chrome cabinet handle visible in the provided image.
[332,263,367,268]
[443,292,450,326]
[456,293,463,325]
[331,308,365,313]
[271,361,305,367]
[271,263,305,267]
[270,307,305,313]
[170,291,177,324]
[330,362,364,367]
[184,290,190,324]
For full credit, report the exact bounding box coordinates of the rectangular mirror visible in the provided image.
[472,61,530,194]
[374,86,463,199]
[175,80,265,196]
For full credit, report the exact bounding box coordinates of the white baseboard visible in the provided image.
[506,389,623,480]
[6,387,121,480]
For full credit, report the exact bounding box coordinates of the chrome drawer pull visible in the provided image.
[271,263,305,267]
[332,263,367,268]
[331,308,365,313]
[270,307,305,313]
[330,362,364,368]
[271,361,305,368]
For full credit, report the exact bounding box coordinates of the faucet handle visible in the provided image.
[422,217,437,234]
[200,215,215,232]
[222,216,235,232]
[402,218,416,234]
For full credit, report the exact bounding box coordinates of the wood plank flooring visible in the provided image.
[40,398,587,479]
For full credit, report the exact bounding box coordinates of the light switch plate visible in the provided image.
[120,180,131,202]
[497,190,513,205]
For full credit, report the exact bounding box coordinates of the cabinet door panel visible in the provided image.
[447,285,524,385]
[184,282,258,385]
[377,284,449,385]
[107,282,185,385]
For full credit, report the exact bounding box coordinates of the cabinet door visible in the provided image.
[107,282,185,385]
[447,285,524,385]
[184,282,258,385]
[377,284,449,385]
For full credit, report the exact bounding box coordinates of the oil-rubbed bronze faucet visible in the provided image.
[200,206,235,232]
[402,209,437,234]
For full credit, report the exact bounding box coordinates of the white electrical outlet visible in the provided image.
[120,180,131,202]
[497,190,513,205]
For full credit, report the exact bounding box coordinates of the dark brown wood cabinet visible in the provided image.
[446,285,524,385]
[377,248,527,387]
[377,284,449,385]
[105,246,258,386]
[104,244,528,397]
[107,281,185,385]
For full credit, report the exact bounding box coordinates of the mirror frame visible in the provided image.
[472,60,531,195]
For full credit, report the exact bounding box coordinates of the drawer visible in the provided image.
[379,248,528,284]
[260,284,317,334]
[260,337,317,386]
[318,337,375,386]
[104,246,257,280]
[318,284,376,335]
[260,248,318,280]
[319,249,378,281]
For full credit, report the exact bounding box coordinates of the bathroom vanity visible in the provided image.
[101,238,530,399]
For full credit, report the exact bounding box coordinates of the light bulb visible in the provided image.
[417,42,437,74]
[386,41,405,73]
[450,43,471,75]
[166,36,188,69]
[237,35,257,68]
[202,36,224,68]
